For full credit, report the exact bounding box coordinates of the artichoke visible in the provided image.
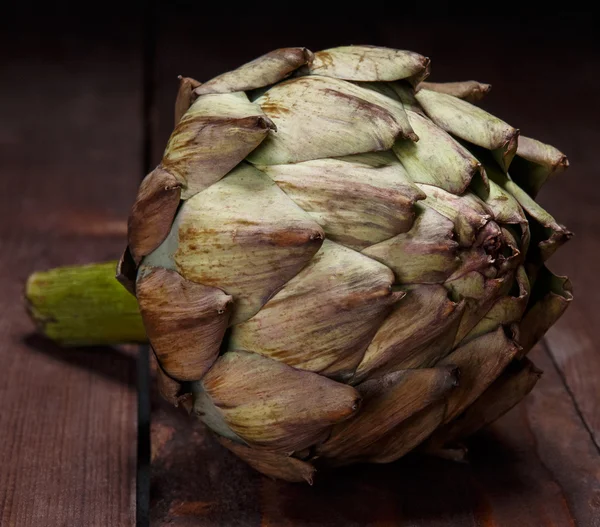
[36,46,574,483]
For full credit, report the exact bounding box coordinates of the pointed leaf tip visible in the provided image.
[354,284,464,380]
[318,366,458,460]
[218,437,317,484]
[440,327,520,424]
[195,47,314,96]
[510,135,570,197]
[172,163,325,325]
[127,168,182,265]
[248,76,417,165]
[415,88,519,172]
[260,157,424,249]
[163,92,274,199]
[428,357,542,447]
[231,240,399,379]
[418,81,492,103]
[174,76,201,125]
[137,267,232,381]
[308,46,430,85]
[202,350,361,452]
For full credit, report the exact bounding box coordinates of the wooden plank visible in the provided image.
[0,10,142,527]
[149,10,600,526]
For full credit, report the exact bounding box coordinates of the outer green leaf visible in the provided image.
[417,184,492,247]
[248,76,416,165]
[257,157,424,250]
[359,402,448,464]
[144,163,324,325]
[198,350,361,453]
[439,327,520,423]
[427,358,541,447]
[195,48,314,95]
[162,92,275,199]
[484,160,572,262]
[317,367,458,460]
[464,265,530,342]
[418,80,491,103]
[353,285,464,381]
[174,76,201,125]
[518,267,573,356]
[393,111,485,194]
[136,267,231,381]
[445,271,506,345]
[218,437,316,484]
[127,168,182,264]
[362,205,460,284]
[415,88,519,171]
[509,135,569,197]
[308,46,430,85]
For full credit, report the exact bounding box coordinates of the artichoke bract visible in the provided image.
[120,45,573,483]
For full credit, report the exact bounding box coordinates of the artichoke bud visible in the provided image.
[114,44,573,481]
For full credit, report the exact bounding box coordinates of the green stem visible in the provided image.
[25,261,147,346]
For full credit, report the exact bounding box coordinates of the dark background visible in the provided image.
[1,3,599,526]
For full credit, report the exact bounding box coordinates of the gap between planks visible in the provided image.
[541,336,600,456]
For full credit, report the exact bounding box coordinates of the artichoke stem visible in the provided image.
[25,261,147,346]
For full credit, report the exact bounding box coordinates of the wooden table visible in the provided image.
[1,7,599,526]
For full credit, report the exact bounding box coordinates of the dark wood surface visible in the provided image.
[0,9,141,527]
[2,7,600,527]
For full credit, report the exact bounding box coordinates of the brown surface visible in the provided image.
[0,10,141,527]
[3,8,600,527]
[149,11,600,527]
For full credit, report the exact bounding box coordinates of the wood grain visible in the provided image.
[0,10,141,526]
[148,10,600,527]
